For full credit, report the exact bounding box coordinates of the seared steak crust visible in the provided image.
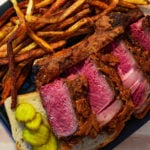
[35,8,143,87]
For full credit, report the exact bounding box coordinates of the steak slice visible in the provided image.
[35,8,143,87]
[67,54,133,127]
[61,53,134,149]
[40,74,98,138]
[130,16,150,53]
[40,78,78,138]
[96,100,122,126]
[79,58,115,115]
[111,40,150,117]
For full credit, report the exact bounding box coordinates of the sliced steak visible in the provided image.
[35,8,143,87]
[124,34,150,80]
[40,78,78,137]
[40,74,98,138]
[130,16,150,53]
[111,40,150,117]
[67,54,133,127]
[79,59,115,115]
[96,100,122,126]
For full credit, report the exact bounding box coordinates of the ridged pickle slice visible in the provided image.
[25,112,42,130]
[23,124,50,146]
[33,133,57,150]
[15,103,36,122]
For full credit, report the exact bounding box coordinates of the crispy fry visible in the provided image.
[7,37,17,109]
[57,8,91,30]
[1,63,25,100]
[26,24,54,53]
[119,0,136,8]
[0,44,7,58]
[0,40,66,65]
[26,0,35,16]
[43,0,67,17]
[92,0,120,21]
[6,0,27,108]
[123,0,148,5]
[89,0,109,9]
[67,18,91,32]
[0,22,13,41]
[101,0,119,15]
[0,62,31,106]
[37,18,91,38]
[10,0,26,25]
[0,24,19,47]
[27,0,86,25]
[0,1,27,27]
[49,28,92,42]
[14,39,33,54]
[39,8,91,32]
[35,0,54,9]
[58,0,86,22]
[18,42,37,53]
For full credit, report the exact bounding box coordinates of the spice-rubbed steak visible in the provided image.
[35,8,143,87]
[111,40,150,117]
[130,16,150,53]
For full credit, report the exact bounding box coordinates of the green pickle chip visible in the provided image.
[15,103,36,122]
[33,133,57,150]
[23,124,50,146]
[25,112,42,130]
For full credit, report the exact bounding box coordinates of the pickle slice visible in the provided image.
[15,103,36,122]
[33,133,57,150]
[23,124,50,146]
[25,112,42,130]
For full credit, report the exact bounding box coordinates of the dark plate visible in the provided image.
[0,1,150,149]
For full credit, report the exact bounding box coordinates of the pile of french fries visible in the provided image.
[0,0,149,108]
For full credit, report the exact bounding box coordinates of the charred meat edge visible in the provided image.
[35,8,143,87]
